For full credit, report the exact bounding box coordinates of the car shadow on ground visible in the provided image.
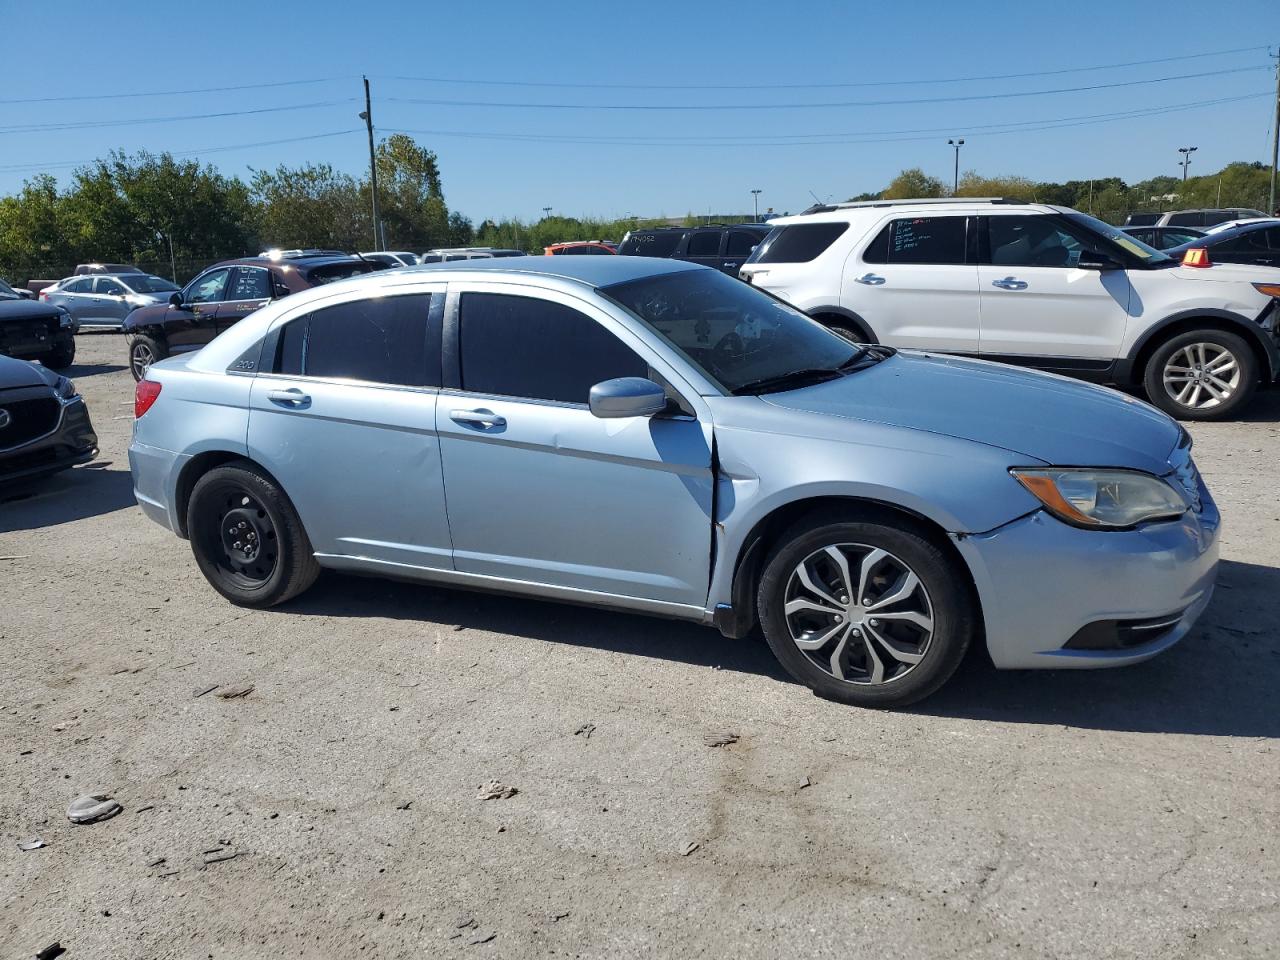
[65,362,127,378]
[0,465,136,532]
[1234,388,1280,423]
[285,571,795,683]
[915,559,1280,738]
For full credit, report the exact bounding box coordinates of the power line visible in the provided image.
[385,44,1268,91]
[0,130,359,174]
[0,100,359,135]
[0,77,355,105]
[383,65,1268,111]
[384,91,1272,147]
[383,92,1267,144]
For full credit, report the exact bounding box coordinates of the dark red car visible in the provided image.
[123,252,375,380]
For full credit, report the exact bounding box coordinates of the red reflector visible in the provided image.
[1181,247,1212,267]
[135,379,162,418]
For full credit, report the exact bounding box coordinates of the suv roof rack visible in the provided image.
[801,197,1028,214]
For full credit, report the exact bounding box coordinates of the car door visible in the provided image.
[846,214,981,352]
[722,229,763,275]
[977,213,1133,361]
[51,277,95,322]
[682,229,724,270]
[92,277,132,325]
[168,267,230,350]
[217,266,274,333]
[436,282,714,610]
[246,285,452,569]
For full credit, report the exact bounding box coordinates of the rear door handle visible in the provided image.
[991,277,1028,290]
[450,408,506,428]
[855,273,886,285]
[268,388,311,407]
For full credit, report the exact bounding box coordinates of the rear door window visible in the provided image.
[883,216,968,265]
[64,278,94,294]
[726,231,762,258]
[750,223,849,263]
[686,231,721,258]
[229,266,272,301]
[274,294,436,387]
[458,293,647,404]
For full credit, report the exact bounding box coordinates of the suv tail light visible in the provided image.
[135,379,162,418]
[1181,247,1212,267]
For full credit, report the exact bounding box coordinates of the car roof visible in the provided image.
[384,254,703,287]
[1179,220,1276,245]
[218,255,363,270]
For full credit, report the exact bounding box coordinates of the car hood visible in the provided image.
[0,353,57,388]
[760,352,1182,474]
[0,299,62,323]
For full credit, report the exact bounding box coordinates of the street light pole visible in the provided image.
[541,206,552,220]
[1178,146,1198,183]
[751,189,762,221]
[360,76,381,251]
[947,138,964,193]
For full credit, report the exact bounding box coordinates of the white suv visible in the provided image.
[739,198,1280,420]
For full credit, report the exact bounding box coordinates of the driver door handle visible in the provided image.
[268,388,311,407]
[991,276,1028,290]
[855,273,886,285]
[450,408,506,428]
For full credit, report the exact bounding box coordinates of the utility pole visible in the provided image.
[947,138,964,193]
[1178,145,1198,183]
[360,76,381,251]
[1270,47,1280,213]
[541,206,552,219]
[751,188,762,221]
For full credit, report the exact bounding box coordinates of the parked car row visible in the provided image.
[128,256,1219,708]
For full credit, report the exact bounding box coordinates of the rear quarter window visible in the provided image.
[749,223,849,264]
[619,232,684,258]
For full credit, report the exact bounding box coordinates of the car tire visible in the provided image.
[128,334,167,382]
[1143,329,1257,421]
[40,341,75,370]
[757,514,974,708]
[815,316,866,344]
[186,461,320,608]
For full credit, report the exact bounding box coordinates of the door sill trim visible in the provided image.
[314,552,710,622]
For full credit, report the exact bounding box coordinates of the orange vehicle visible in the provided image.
[543,241,617,256]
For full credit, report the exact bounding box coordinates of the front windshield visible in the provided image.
[1065,212,1173,265]
[601,269,864,394]
[124,275,179,294]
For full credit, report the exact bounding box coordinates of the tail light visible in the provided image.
[1181,248,1212,267]
[135,379,162,418]
[39,290,49,300]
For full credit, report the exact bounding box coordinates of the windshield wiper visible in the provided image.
[732,367,844,396]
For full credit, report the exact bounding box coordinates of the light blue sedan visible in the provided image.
[128,257,1218,707]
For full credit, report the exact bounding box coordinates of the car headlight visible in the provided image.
[1011,468,1189,529]
[54,375,77,401]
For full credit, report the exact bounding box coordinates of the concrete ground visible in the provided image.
[2,333,1278,959]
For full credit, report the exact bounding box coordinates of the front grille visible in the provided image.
[0,320,55,347]
[0,396,61,449]
[1064,611,1187,651]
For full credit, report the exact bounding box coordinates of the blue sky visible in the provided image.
[2,0,1276,222]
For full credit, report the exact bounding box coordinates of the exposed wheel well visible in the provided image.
[808,311,877,343]
[174,452,282,538]
[724,496,984,643]
[1130,317,1271,386]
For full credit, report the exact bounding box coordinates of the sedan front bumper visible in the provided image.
[0,396,98,484]
[955,484,1220,670]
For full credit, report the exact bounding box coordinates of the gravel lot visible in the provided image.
[3,333,1278,959]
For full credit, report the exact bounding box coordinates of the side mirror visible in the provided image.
[1078,249,1122,270]
[168,292,184,308]
[588,377,668,419]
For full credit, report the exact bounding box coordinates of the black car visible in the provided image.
[123,252,376,380]
[1164,221,1280,269]
[0,354,97,484]
[0,282,76,369]
[1120,225,1206,251]
[616,224,771,275]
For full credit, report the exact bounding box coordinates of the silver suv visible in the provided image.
[129,258,1218,707]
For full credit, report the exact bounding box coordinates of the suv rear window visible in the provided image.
[749,223,848,264]
[618,232,684,258]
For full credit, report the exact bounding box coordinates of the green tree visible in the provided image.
[954,171,1038,200]
[250,162,368,250]
[881,168,946,200]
